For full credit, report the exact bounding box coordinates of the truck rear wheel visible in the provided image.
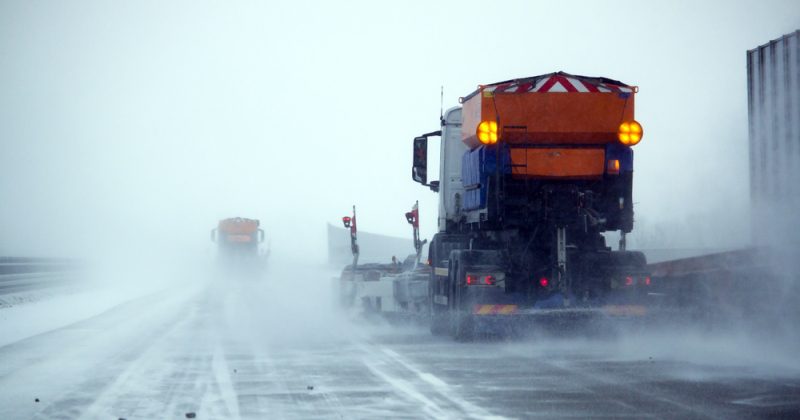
[429,244,447,336]
[450,311,475,341]
[447,252,475,341]
[430,302,448,336]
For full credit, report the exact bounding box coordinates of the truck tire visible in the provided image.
[451,310,475,341]
[430,304,448,336]
[448,252,475,341]
[429,237,447,336]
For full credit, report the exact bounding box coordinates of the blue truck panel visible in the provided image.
[462,148,485,211]
[462,144,631,212]
[462,147,511,211]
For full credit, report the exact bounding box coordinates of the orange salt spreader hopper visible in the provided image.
[217,217,260,238]
[460,72,641,179]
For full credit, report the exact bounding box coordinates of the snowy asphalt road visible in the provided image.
[1,265,799,419]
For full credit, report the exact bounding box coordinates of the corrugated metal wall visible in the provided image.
[747,30,800,246]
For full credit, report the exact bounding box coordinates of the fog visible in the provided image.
[4,6,800,416]
[1,1,799,266]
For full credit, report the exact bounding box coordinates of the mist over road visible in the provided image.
[1,262,797,420]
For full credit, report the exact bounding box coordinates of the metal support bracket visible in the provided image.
[557,227,568,304]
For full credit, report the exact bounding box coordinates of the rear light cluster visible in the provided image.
[465,273,502,286]
[623,275,651,287]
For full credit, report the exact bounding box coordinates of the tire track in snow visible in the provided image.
[355,342,508,420]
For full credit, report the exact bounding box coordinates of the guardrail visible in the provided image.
[645,247,794,323]
[0,257,84,296]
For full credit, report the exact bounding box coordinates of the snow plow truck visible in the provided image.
[412,72,651,339]
[211,217,269,268]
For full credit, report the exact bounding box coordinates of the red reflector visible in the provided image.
[484,275,495,285]
[466,275,476,285]
[539,277,549,287]
[625,276,634,286]
[644,276,651,286]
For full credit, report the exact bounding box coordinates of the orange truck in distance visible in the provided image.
[210,217,269,262]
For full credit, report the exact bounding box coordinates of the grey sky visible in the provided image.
[1,0,798,261]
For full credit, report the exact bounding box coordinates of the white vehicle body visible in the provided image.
[437,107,468,232]
[339,266,428,316]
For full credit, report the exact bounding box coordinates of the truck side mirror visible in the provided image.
[412,136,427,185]
[210,228,217,243]
[258,229,265,243]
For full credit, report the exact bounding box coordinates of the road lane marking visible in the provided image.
[362,358,455,419]
[354,339,507,420]
[212,344,241,420]
[379,347,508,420]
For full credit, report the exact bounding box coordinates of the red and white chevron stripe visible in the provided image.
[483,73,633,94]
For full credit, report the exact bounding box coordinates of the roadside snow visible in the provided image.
[0,282,167,348]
